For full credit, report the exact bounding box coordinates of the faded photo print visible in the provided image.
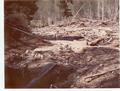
[5,0,119,88]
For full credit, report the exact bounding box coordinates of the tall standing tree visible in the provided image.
[58,0,73,18]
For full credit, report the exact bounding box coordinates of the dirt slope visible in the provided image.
[5,19,120,88]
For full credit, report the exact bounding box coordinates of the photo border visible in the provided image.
[0,0,120,91]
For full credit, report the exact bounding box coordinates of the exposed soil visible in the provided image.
[5,19,120,88]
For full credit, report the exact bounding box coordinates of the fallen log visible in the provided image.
[89,37,104,46]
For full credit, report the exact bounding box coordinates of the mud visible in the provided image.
[5,19,120,88]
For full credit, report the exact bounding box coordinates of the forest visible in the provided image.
[5,0,120,88]
[33,0,119,26]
